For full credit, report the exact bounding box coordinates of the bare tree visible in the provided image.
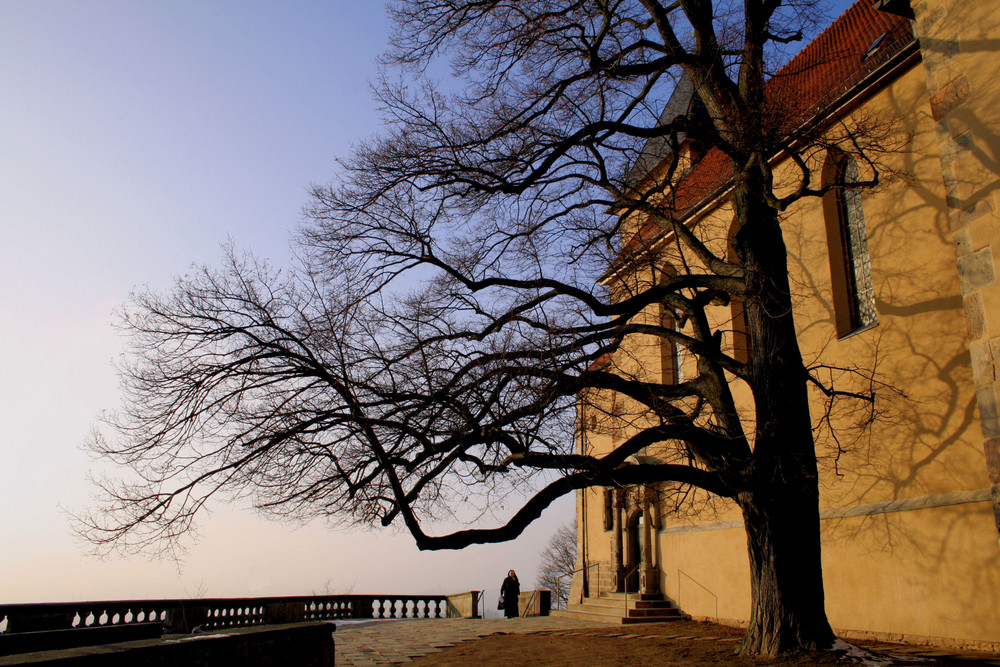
[76,0,912,655]
[536,522,577,610]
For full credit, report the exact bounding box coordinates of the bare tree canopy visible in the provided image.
[77,0,909,655]
[536,522,577,610]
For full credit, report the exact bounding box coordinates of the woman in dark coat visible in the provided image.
[500,569,520,618]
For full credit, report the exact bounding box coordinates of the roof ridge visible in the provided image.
[618,0,915,257]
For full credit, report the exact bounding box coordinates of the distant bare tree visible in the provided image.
[536,522,577,610]
[184,579,208,600]
[313,579,356,596]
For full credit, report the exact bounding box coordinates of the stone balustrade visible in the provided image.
[0,594,454,636]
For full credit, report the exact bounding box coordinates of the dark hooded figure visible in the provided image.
[500,569,520,618]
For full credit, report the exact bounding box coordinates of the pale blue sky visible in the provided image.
[0,1,572,605]
[0,0,855,605]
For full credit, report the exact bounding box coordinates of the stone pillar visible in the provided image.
[611,488,625,592]
[639,488,659,594]
[911,0,1000,542]
[445,591,481,618]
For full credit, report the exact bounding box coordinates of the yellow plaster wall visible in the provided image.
[657,526,750,624]
[822,502,1000,646]
[781,62,988,509]
[578,0,1000,646]
[579,485,611,563]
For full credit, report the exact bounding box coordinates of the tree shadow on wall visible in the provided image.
[781,74,1000,618]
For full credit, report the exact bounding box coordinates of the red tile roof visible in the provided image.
[587,352,613,371]
[768,0,912,134]
[623,0,914,253]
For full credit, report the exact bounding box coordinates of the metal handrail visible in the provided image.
[573,563,601,604]
[678,570,718,620]
[566,562,602,603]
[519,590,538,618]
[620,563,641,615]
[552,571,576,610]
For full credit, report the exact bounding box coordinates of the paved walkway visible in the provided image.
[332,617,1000,667]
[332,617,615,666]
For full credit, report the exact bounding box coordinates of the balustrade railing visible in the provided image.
[0,594,452,636]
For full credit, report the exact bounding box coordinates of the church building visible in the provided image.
[566,0,1000,650]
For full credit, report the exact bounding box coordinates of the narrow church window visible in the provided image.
[610,396,625,441]
[673,334,683,383]
[730,297,749,363]
[603,489,614,531]
[830,156,878,336]
[726,225,749,363]
[660,306,683,384]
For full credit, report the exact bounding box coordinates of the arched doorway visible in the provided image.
[625,510,642,592]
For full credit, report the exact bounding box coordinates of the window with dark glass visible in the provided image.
[828,156,878,336]
[726,226,749,362]
[660,306,682,384]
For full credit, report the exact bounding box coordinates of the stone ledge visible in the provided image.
[0,622,334,667]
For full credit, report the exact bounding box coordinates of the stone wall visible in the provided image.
[0,622,334,666]
[444,591,481,619]
[912,0,1000,542]
[517,590,551,617]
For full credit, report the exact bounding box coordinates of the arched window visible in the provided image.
[825,155,878,337]
[656,268,684,384]
[730,297,749,362]
[727,221,749,363]
[660,305,683,384]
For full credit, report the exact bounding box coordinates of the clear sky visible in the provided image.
[0,0,855,606]
[0,0,573,606]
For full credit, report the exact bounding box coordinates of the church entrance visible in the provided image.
[625,511,642,592]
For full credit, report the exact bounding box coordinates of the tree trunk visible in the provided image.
[731,170,836,655]
[738,472,835,655]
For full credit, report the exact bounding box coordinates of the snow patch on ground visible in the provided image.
[829,640,894,666]
[828,639,930,665]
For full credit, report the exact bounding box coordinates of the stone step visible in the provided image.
[628,607,685,618]
[579,596,680,612]
[555,596,689,625]
[618,614,688,624]
[597,592,664,601]
[576,600,680,615]
[552,607,688,625]
[625,600,677,609]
